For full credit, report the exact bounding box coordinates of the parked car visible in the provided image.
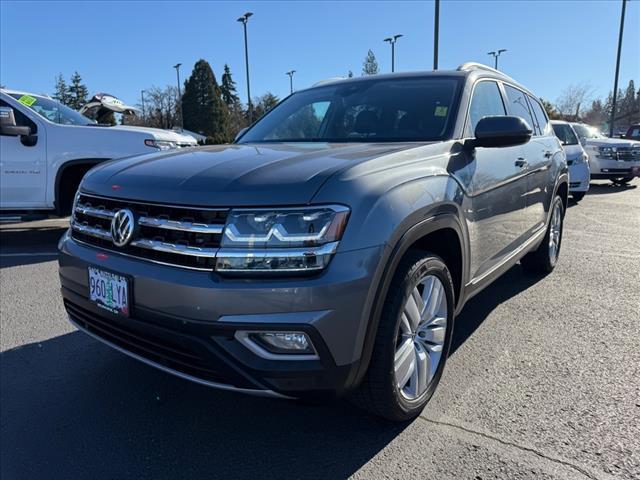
[624,124,640,141]
[571,122,640,185]
[59,63,568,421]
[0,89,197,216]
[551,121,590,201]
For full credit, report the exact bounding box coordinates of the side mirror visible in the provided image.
[0,107,31,137]
[472,116,532,148]
[234,127,248,143]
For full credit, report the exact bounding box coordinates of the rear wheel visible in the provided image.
[571,191,586,202]
[351,251,454,421]
[521,195,564,274]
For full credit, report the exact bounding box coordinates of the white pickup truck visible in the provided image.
[0,89,197,216]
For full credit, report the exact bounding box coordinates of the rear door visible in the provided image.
[464,80,528,280]
[0,97,47,208]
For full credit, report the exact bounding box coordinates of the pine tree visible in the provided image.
[67,72,89,110]
[253,93,280,120]
[220,64,240,108]
[181,59,230,144]
[362,50,379,76]
[53,74,70,106]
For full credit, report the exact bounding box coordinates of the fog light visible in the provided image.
[250,331,315,355]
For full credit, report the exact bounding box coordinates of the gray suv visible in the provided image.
[59,63,568,421]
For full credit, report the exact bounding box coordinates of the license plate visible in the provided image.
[88,267,130,317]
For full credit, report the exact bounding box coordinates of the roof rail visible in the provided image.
[457,62,516,82]
[312,77,347,87]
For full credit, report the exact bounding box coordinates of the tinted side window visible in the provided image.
[468,81,506,133]
[503,85,535,131]
[0,99,38,134]
[528,95,549,136]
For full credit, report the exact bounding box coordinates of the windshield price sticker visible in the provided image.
[18,95,37,107]
[434,105,448,117]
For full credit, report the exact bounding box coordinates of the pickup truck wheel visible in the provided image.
[351,251,454,421]
[611,177,633,185]
[521,195,564,274]
[571,192,586,202]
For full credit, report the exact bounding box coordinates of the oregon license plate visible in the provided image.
[88,267,130,317]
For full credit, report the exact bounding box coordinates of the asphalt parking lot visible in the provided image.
[1,180,639,480]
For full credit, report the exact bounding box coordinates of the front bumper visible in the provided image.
[568,162,590,192]
[59,232,383,397]
[588,156,639,179]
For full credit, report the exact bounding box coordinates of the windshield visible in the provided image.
[552,123,579,145]
[571,123,603,139]
[238,76,463,143]
[9,93,96,126]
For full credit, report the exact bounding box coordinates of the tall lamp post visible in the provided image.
[286,70,296,94]
[237,12,253,123]
[383,34,403,73]
[173,63,183,131]
[487,49,507,70]
[433,0,440,70]
[609,0,627,137]
[140,89,146,124]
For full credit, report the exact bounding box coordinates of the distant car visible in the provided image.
[571,123,640,185]
[551,121,590,201]
[0,89,197,215]
[624,124,640,141]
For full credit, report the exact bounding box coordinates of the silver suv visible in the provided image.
[59,63,568,421]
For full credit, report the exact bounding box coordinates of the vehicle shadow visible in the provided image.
[1,266,542,480]
[0,224,66,269]
[450,265,543,355]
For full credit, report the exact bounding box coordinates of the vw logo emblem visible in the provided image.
[110,209,135,247]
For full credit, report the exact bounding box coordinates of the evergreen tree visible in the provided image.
[181,59,230,144]
[362,50,379,76]
[53,74,70,106]
[67,71,89,110]
[539,98,560,120]
[253,93,280,120]
[220,64,240,107]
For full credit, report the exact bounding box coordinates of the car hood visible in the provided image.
[583,138,640,149]
[81,142,421,206]
[107,125,197,145]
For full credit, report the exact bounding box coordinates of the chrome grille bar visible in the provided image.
[76,204,115,219]
[130,239,218,257]
[137,217,223,234]
[71,222,112,241]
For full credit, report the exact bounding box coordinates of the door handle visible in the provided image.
[544,151,553,158]
[515,158,528,168]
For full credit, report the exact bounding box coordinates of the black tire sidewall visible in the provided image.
[385,253,455,418]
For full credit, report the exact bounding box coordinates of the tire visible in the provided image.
[521,195,564,274]
[350,250,455,421]
[611,177,633,185]
[571,191,586,202]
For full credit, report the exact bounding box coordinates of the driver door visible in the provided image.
[0,98,47,208]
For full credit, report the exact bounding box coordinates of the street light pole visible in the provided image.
[383,34,403,73]
[433,0,440,70]
[609,0,627,137]
[141,90,146,123]
[237,12,253,123]
[173,63,183,131]
[286,70,296,94]
[487,49,507,69]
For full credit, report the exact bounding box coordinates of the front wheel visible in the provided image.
[521,195,564,274]
[351,251,455,421]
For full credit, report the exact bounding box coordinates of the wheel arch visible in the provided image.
[54,158,108,215]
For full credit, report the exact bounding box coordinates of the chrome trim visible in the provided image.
[76,203,115,219]
[67,315,291,399]
[71,221,112,241]
[69,236,213,272]
[130,238,218,258]
[234,331,319,361]
[217,241,339,259]
[138,216,223,234]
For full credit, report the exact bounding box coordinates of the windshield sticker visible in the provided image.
[18,95,37,107]
[434,105,448,117]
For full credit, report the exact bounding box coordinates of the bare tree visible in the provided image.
[555,83,595,120]
[132,85,179,129]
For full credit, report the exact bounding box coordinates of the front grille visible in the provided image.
[71,193,228,270]
[614,147,640,161]
[65,300,236,385]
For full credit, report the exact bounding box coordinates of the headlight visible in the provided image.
[216,205,350,274]
[144,139,177,150]
[597,146,614,158]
